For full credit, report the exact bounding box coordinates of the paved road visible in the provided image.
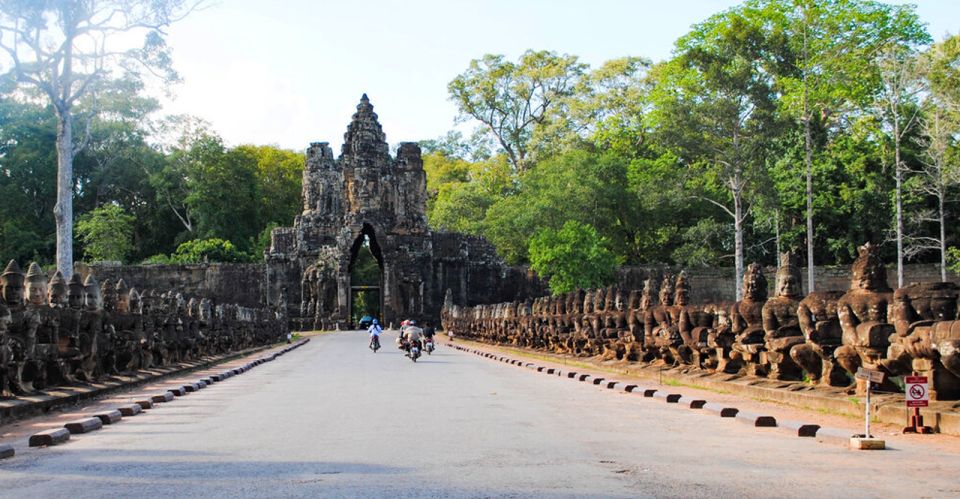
[1,331,959,498]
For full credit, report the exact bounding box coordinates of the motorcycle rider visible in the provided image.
[422,322,436,352]
[368,319,382,351]
[401,324,423,357]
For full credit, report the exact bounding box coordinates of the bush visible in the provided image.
[76,205,135,263]
[142,238,253,264]
[529,220,619,295]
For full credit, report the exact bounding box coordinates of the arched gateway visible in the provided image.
[264,95,538,330]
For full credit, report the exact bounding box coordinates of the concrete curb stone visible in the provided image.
[117,404,142,416]
[0,444,13,459]
[29,428,69,447]
[92,410,122,425]
[64,417,103,434]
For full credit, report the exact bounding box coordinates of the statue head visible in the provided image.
[100,278,117,312]
[743,263,768,302]
[850,242,890,292]
[775,252,802,299]
[658,274,674,306]
[674,271,690,306]
[68,273,85,309]
[115,279,130,314]
[128,288,142,314]
[83,274,102,311]
[614,288,625,311]
[640,278,655,310]
[24,262,48,306]
[48,271,67,307]
[1,260,24,306]
[593,287,606,312]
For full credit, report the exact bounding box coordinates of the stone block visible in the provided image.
[777,421,820,437]
[169,387,186,396]
[546,368,556,374]
[536,366,545,372]
[643,389,657,397]
[592,378,605,385]
[29,428,70,447]
[606,381,619,389]
[118,404,142,417]
[210,374,222,382]
[201,378,214,384]
[578,374,591,381]
[735,411,776,427]
[183,384,198,393]
[197,380,208,388]
[92,410,122,425]
[567,372,578,378]
[623,384,638,393]
[849,437,885,450]
[151,391,174,403]
[666,394,682,403]
[0,444,13,459]
[135,399,153,410]
[64,417,103,434]
[703,403,738,417]
[688,399,707,409]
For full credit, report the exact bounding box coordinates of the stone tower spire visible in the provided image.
[341,94,389,159]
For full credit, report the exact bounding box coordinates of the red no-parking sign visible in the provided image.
[905,376,929,408]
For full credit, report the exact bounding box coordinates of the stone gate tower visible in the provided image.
[265,95,536,329]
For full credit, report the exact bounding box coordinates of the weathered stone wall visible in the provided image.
[83,263,266,307]
[615,263,959,303]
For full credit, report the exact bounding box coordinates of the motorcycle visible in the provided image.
[369,335,380,352]
[408,339,422,362]
[424,338,434,355]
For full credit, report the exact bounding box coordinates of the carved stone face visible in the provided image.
[2,261,24,306]
[743,264,767,302]
[851,243,889,291]
[48,271,67,307]
[675,287,689,306]
[115,290,131,314]
[777,272,800,298]
[68,275,84,309]
[84,276,102,311]
[658,278,674,307]
[25,274,47,306]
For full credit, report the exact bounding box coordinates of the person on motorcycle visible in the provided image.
[422,322,435,341]
[401,325,423,356]
[368,319,382,351]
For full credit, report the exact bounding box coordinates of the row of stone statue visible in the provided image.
[0,260,288,399]
[442,243,960,400]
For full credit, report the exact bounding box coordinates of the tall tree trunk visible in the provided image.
[803,20,816,294]
[733,163,744,301]
[940,190,947,281]
[895,119,904,288]
[54,108,74,279]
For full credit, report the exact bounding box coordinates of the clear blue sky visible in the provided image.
[160,0,958,152]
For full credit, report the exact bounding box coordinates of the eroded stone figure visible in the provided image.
[761,253,805,380]
[789,290,846,386]
[833,243,898,393]
[886,282,960,399]
[724,263,768,375]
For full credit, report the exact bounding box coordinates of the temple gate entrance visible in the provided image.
[348,224,383,326]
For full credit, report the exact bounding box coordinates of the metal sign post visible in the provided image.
[855,367,885,438]
[903,373,933,434]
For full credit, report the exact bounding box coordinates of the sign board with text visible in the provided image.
[905,375,929,408]
[855,367,885,384]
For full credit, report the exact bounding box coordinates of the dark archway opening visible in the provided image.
[348,224,384,326]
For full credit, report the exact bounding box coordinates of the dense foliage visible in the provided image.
[430,0,959,295]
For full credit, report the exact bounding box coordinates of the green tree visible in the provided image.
[651,10,785,298]
[529,220,618,295]
[448,50,587,172]
[146,238,251,264]
[75,204,135,263]
[756,0,930,290]
[0,0,200,278]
